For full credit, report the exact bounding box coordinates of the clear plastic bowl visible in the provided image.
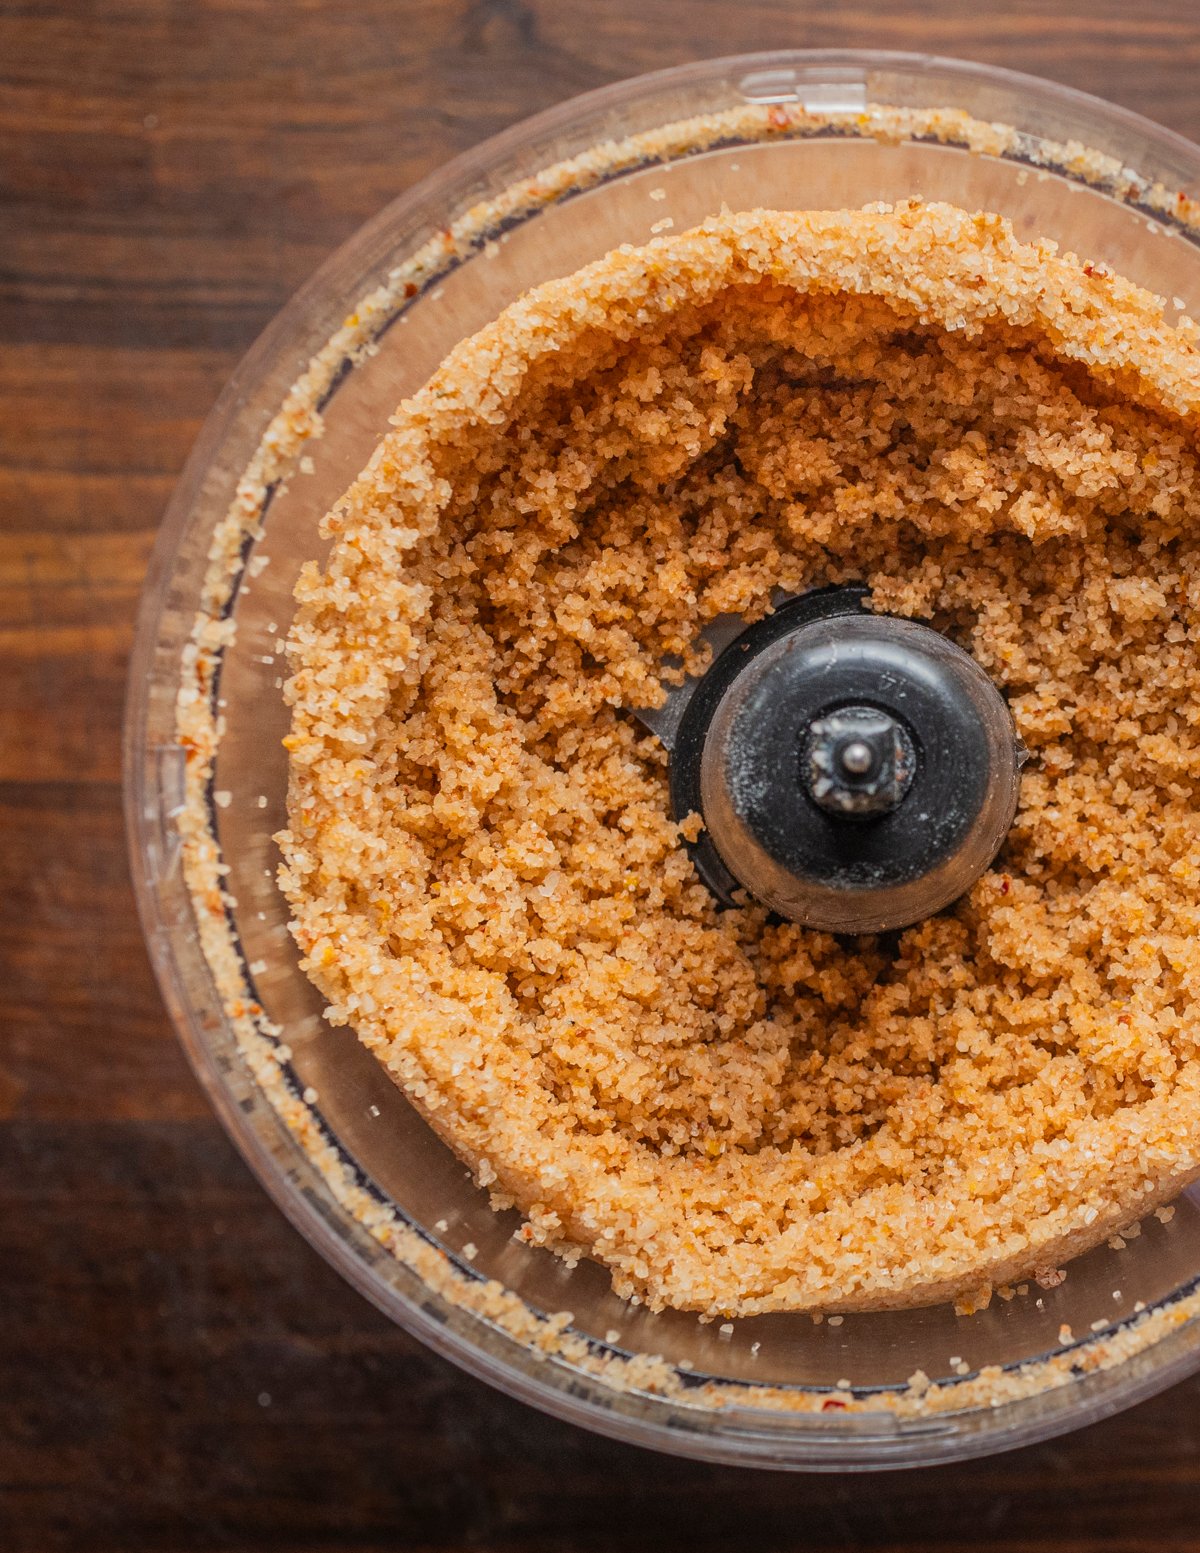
[126,50,1200,1469]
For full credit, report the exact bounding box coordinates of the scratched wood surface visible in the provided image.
[5,3,1200,1549]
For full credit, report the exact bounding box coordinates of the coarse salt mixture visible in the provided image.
[278,201,1200,1318]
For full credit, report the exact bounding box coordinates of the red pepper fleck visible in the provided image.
[822,1397,848,1411]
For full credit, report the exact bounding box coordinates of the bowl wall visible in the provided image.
[127,50,1200,1468]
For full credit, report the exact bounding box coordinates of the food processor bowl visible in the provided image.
[126,50,1200,1469]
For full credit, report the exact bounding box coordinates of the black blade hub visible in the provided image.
[669,587,1024,935]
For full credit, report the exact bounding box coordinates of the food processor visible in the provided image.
[126,50,1200,1468]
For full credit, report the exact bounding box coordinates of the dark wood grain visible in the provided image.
[5,2,1200,1549]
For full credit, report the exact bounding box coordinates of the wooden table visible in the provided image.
[5,2,1200,1547]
